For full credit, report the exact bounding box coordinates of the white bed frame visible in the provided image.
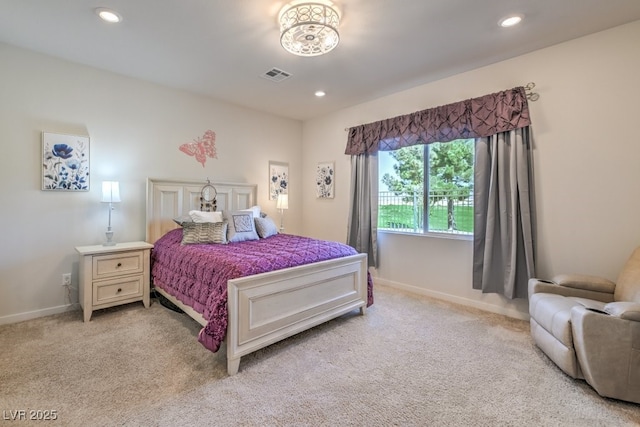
[146,178,368,375]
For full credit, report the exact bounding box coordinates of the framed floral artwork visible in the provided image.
[316,161,334,199]
[269,161,288,200]
[42,132,90,191]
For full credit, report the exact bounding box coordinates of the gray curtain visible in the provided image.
[346,154,378,267]
[345,86,533,275]
[473,127,536,299]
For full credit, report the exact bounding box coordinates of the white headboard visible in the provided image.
[146,178,257,244]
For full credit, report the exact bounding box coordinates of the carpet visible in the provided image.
[1,285,638,426]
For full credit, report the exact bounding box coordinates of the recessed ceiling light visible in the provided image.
[96,8,122,23]
[315,91,326,97]
[499,14,523,28]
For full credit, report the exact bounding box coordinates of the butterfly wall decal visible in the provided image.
[179,130,218,167]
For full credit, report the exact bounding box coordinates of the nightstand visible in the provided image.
[75,241,154,322]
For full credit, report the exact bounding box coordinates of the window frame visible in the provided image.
[378,140,474,239]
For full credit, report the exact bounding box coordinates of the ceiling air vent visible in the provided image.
[261,67,292,82]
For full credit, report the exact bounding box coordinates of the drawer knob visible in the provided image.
[116,262,122,268]
[117,288,122,293]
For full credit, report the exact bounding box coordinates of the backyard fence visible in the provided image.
[378,191,473,234]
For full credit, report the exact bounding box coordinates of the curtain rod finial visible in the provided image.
[524,82,539,101]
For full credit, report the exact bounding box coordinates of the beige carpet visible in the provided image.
[1,285,638,426]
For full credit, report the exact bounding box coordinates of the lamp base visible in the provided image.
[279,209,285,233]
[103,230,116,246]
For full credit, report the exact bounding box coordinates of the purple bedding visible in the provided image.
[151,228,374,352]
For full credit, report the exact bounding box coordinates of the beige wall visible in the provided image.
[0,43,302,323]
[302,20,640,319]
[3,20,640,324]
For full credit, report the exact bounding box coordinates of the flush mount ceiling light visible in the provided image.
[279,1,340,57]
[499,14,523,28]
[96,7,122,23]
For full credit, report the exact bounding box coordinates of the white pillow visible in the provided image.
[173,214,192,226]
[240,205,261,218]
[189,210,223,223]
[254,216,278,238]
[223,210,260,243]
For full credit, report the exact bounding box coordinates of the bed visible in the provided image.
[146,178,372,375]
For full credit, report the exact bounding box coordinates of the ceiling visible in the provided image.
[1,1,640,121]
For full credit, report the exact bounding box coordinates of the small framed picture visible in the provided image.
[42,132,90,191]
[269,161,289,200]
[316,161,334,199]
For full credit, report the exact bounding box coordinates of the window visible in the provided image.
[378,139,474,235]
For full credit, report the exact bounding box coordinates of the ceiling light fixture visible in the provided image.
[499,14,523,28]
[279,1,340,57]
[96,7,122,23]
[315,90,326,97]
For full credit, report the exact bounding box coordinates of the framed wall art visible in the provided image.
[316,161,334,199]
[269,161,288,200]
[42,132,90,191]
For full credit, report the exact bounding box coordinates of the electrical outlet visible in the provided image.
[62,273,71,287]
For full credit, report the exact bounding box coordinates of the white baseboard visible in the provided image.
[1,280,530,325]
[374,277,530,321]
[0,303,80,326]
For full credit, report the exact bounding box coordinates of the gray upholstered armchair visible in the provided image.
[528,247,640,404]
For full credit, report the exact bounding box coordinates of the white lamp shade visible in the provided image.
[276,193,289,210]
[101,181,121,203]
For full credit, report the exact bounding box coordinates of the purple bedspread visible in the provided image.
[151,228,374,352]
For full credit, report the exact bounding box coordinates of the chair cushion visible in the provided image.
[530,293,611,348]
[529,293,581,348]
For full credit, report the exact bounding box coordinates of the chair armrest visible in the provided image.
[570,306,640,403]
[528,278,615,303]
[604,302,640,322]
[552,274,616,294]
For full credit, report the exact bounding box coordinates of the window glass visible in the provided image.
[378,139,474,235]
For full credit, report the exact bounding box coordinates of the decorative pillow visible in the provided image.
[254,216,278,238]
[224,210,260,243]
[173,214,193,226]
[240,205,261,218]
[181,221,228,245]
[189,210,223,223]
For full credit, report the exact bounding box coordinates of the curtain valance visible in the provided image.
[345,86,531,155]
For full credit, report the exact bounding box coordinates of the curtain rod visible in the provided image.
[344,82,539,131]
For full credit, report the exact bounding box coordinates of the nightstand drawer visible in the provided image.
[92,251,144,279]
[93,275,143,305]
